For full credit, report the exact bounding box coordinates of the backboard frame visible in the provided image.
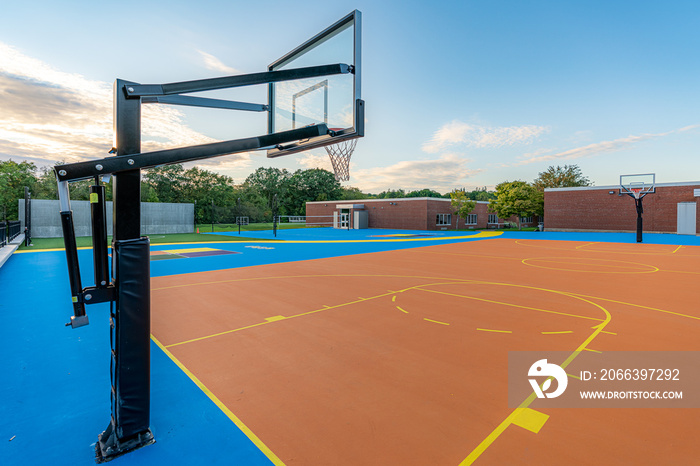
[619,173,656,199]
[267,10,363,157]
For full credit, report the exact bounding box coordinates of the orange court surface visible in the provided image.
[150,237,700,465]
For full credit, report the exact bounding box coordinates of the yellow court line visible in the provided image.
[541,331,573,334]
[414,250,524,261]
[152,273,453,292]
[600,330,617,335]
[572,293,700,322]
[424,318,450,325]
[521,257,659,274]
[416,288,605,322]
[514,239,693,256]
[525,258,656,271]
[167,321,270,348]
[476,328,511,333]
[575,242,597,249]
[567,373,581,380]
[14,232,504,254]
[265,315,286,322]
[253,231,503,244]
[461,294,611,465]
[163,275,608,347]
[583,348,602,353]
[14,245,95,253]
[392,296,396,302]
[163,247,218,254]
[151,335,285,466]
[512,408,549,434]
[661,269,700,275]
[671,245,684,254]
[167,290,398,347]
[396,306,409,314]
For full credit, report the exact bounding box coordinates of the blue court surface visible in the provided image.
[211,227,700,246]
[1,227,699,465]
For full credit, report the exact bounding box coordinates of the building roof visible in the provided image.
[307,197,491,204]
[544,181,700,192]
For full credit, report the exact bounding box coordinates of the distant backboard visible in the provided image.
[267,10,363,157]
[620,173,656,198]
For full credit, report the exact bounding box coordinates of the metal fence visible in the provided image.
[0,221,21,248]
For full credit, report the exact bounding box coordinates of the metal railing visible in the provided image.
[0,221,21,248]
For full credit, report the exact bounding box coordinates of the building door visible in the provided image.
[339,209,350,229]
[677,202,696,235]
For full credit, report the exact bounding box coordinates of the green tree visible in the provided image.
[462,187,495,201]
[376,189,406,199]
[450,190,476,230]
[488,181,541,230]
[286,168,342,215]
[340,186,370,200]
[142,164,187,203]
[533,164,591,190]
[244,167,292,211]
[33,166,59,200]
[0,160,37,220]
[181,166,236,206]
[406,188,445,198]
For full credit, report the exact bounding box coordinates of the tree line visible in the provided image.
[1,159,590,226]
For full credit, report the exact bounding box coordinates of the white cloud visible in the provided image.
[0,42,251,172]
[422,121,549,153]
[351,153,482,193]
[296,151,334,171]
[197,50,240,75]
[516,124,700,165]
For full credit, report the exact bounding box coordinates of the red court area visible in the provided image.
[150,238,700,465]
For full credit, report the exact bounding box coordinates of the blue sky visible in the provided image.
[1,0,698,193]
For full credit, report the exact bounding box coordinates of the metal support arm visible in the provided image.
[55,124,328,182]
[124,63,351,97]
[141,95,267,112]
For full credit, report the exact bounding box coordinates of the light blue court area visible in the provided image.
[0,250,274,466]
[205,226,483,241]
[152,229,494,276]
[210,226,700,247]
[498,230,700,246]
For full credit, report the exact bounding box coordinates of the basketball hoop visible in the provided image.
[325,130,357,182]
[630,188,643,199]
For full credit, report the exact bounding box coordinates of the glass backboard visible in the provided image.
[620,173,656,197]
[267,10,363,157]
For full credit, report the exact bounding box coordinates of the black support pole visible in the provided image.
[59,210,88,328]
[635,197,643,243]
[90,182,109,287]
[24,187,31,247]
[96,79,154,462]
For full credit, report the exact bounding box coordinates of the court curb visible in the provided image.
[0,233,25,270]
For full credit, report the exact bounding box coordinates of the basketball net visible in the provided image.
[325,138,357,182]
[631,188,643,199]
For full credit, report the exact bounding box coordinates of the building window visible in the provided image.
[488,214,498,224]
[465,214,477,225]
[520,216,533,223]
[436,213,451,225]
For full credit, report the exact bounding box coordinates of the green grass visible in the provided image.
[197,222,321,233]
[18,231,276,251]
[19,222,325,251]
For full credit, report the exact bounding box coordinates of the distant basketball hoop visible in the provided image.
[325,130,357,182]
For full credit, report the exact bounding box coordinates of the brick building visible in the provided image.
[544,182,700,234]
[305,197,538,231]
